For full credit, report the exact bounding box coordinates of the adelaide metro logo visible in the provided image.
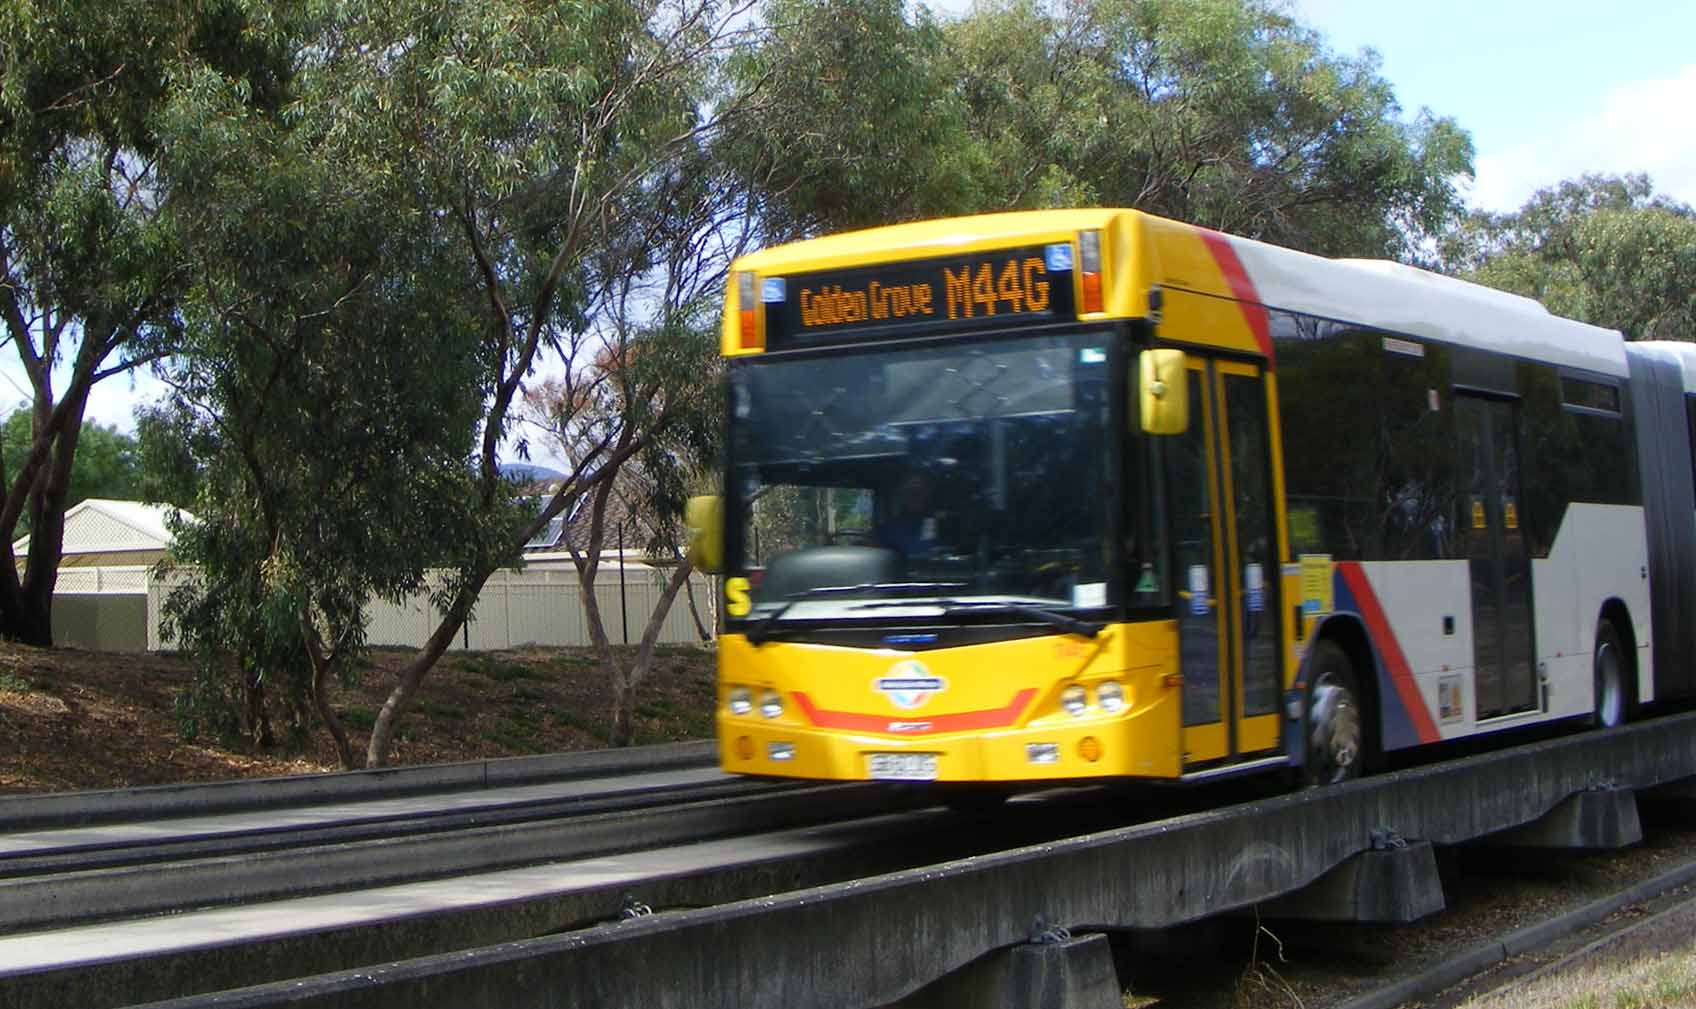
[875,660,947,710]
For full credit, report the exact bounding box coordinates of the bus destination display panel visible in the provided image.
[763,244,1077,349]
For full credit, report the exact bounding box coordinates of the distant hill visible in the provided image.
[499,461,566,484]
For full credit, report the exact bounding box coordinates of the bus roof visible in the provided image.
[1630,341,1696,393]
[733,208,1628,377]
[732,209,1125,274]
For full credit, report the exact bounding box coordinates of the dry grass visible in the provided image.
[1463,944,1696,1009]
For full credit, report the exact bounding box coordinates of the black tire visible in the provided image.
[1304,639,1365,786]
[1593,617,1630,729]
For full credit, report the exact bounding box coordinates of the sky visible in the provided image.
[16,0,1696,445]
[1288,0,1696,211]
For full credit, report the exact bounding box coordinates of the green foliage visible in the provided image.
[151,2,493,753]
[1455,174,1696,341]
[946,0,1472,257]
[0,0,296,645]
[0,671,33,693]
[726,0,990,237]
[733,0,1473,258]
[0,411,146,527]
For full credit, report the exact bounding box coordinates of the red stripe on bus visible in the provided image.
[1335,562,1440,743]
[793,689,1038,734]
[1197,229,1275,362]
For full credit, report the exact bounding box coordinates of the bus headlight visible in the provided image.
[1061,685,1088,717]
[759,690,784,719]
[1097,681,1126,713]
[729,687,752,716]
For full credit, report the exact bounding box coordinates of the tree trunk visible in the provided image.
[609,556,698,746]
[244,666,273,748]
[365,577,480,766]
[609,676,635,747]
[675,545,712,643]
[6,389,90,646]
[302,615,357,770]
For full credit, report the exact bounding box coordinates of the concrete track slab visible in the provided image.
[0,766,732,858]
[0,810,933,977]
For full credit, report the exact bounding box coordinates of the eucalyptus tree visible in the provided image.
[0,1,288,645]
[723,0,993,240]
[333,0,767,766]
[734,0,1473,260]
[1452,174,1696,342]
[154,36,486,762]
[522,152,736,744]
[942,0,1474,258]
[0,411,143,522]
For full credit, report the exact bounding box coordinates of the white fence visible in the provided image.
[361,566,717,650]
[45,564,718,652]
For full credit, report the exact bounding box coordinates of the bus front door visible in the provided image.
[1173,359,1283,767]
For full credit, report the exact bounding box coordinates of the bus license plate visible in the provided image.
[868,752,937,781]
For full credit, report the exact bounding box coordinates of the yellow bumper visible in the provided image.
[718,702,1181,782]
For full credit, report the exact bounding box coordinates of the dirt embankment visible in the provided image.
[0,642,717,794]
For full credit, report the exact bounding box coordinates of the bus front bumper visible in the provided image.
[717,713,1181,782]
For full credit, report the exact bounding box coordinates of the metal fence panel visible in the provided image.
[103,563,715,652]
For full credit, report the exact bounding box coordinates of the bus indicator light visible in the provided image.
[737,272,763,351]
[1079,230,1103,313]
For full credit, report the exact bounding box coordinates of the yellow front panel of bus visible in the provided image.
[717,621,1186,781]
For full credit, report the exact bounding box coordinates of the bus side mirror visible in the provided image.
[1138,349,1189,435]
[686,495,724,574]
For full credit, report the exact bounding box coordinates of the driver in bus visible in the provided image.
[878,472,939,557]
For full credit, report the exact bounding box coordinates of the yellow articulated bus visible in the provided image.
[688,207,1689,788]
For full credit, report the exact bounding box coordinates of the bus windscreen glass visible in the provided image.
[729,330,1115,617]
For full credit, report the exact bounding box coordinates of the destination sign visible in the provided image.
[764,244,1076,349]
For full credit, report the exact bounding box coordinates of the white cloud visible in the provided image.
[1469,63,1696,212]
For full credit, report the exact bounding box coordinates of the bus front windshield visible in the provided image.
[729,329,1116,618]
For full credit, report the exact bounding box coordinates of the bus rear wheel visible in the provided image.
[1593,617,1629,729]
[1305,640,1364,786]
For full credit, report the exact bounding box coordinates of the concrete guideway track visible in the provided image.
[0,763,751,878]
[118,711,1696,1009]
[0,777,909,936]
[0,740,718,834]
[0,802,979,1009]
[0,740,755,882]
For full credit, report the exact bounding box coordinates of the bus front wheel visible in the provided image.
[1305,640,1364,786]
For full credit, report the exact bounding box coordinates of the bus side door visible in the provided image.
[1172,358,1283,765]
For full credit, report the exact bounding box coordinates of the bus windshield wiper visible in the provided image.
[745,582,967,645]
[851,597,1105,639]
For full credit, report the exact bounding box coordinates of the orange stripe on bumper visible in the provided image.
[792,689,1039,735]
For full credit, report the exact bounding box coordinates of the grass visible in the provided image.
[479,728,545,754]
[553,708,610,744]
[1462,945,1696,1009]
[339,705,378,730]
[456,655,551,683]
[0,672,33,693]
[413,698,467,721]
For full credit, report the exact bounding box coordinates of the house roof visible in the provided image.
[12,498,194,557]
[525,489,646,556]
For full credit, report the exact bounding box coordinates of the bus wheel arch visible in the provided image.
[1594,600,1638,728]
[1302,618,1380,785]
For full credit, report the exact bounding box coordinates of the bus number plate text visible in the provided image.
[868,752,938,781]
